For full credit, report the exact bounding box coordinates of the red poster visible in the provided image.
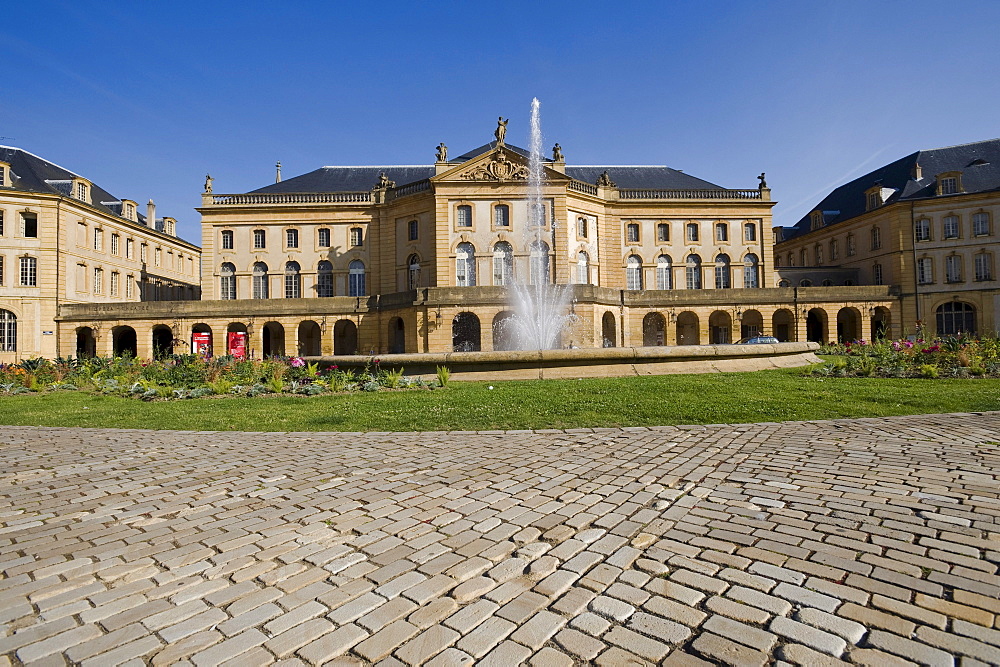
[192,332,212,356]
[227,332,248,359]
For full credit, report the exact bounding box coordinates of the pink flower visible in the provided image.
[290,357,305,368]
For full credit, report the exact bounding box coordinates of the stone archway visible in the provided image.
[191,323,213,356]
[493,312,516,351]
[75,327,97,358]
[837,307,862,343]
[334,320,358,355]
[642,313,666,346]
[772,309,794,342]
[112,326,138,357]
[740,309,764,340]
[151,325,174,359]
[452,313,481,352]
[872,307,891,339]
[262,322,285,357]
[298,320,322,357]
[676,311,700,345]
[709,311,732,344]
[601,312,617,348]
[806,308,828,344]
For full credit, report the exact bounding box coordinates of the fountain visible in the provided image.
[497,98,579,350]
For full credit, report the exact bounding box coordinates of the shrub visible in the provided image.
[920,364,939,379]
[436,366,451,388]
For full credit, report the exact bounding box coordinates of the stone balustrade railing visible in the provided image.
[618,188,764,200]
[209,192,372,205]
[567,180,598,195]
[393,180,432,198]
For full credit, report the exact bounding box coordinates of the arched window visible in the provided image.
[407,254,421,290]
[685,254,702,289]
[0,309,15,352]
[626,255,643,290]
[656,255,672,290]
[530,241,550,284]
[284,261,301,299]
[252,262,268,299]
[317,260,333,297]
[743,253,759,288]
[348,260,366,296]
[715,254,731,289]
[493,242,513,286]
[456,243,476,286]
[494,204,510,227]
[936,301,976,335]
[577,251,590,284]
[220,262,236,300]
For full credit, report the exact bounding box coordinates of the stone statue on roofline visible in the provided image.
[758,172,767,189]
[436,143,448,162]
[596,170,616,188]
[374,172,396,189]
[552,144,564,161]
[204,174,213,193]
[495,117,508,146]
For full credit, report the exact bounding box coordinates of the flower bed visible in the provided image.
[814,335,1000,378]
[0,355,443,399]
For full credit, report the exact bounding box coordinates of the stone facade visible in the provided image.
[0,148,201,362]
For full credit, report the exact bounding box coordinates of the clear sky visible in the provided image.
[4,1,999,244]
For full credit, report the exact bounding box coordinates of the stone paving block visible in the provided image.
[16,624,104,663]
[443,599,500,634]
[628,611,693,645]
[605,625,671,662]
[914,626,1000,664]
[725,584,793,616]
[772,582,841,613]
[704,615,778,653]
[770,616,847,657]
[353,619,421,662]
[191,628,269,667]
[778,643,852,666]
[478,639,533,666]
[79,634,163,667]
[455,616,516,658]
[265,618,335,658]
[865,629,953,667]
[529,646,575,667]
[150,630,223,666]
[553,627,607,661]
[691,631,769,667]
[357,596,418,633]
[408,597,458,629]
[394,623,460,666]
[509,609,566,649]
[425,647,474,666]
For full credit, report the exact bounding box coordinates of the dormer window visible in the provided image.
[76,182,88,202]
[125,202,135,220]
[866,191,881,211]
[0,162,9,187]
[810,211,824,230]
[937,172,962,195]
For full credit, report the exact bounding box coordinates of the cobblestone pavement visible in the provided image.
[1,414,1000,666]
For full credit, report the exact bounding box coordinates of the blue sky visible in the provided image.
[4,1,999,243]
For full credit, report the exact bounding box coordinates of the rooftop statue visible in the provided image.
[204,174,213,193]
[495,117,508,146]
[758,172,768,189]
[552,143,564,161]
[436,143,448,162]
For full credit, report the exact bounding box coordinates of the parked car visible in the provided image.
[737,336,780,344]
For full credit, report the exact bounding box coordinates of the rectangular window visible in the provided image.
[126,238,134,259]
[0,167,5,187]
[350,227,363,246]
[154,248,161,266]
[975,254,992,281]
[946,255,962,282]
[657,223,669,242]
[943,215,959,239]
[457,205,472,227]
[0,256,4,285]
[626,223,639,243]
[715,223,728,242]
[830,240,839,260]
[20,257,37,286]
[93,268,103,294]
[126,274,135,299]
[847,235,856,256]
[77,182,87,201]
[744,223,756,242]
[21,213,38,238]
[409,219,419,239]
[111,271,119,296]
[940,177,957,194]
[77,263,86,291]
[286,229,299,248]
[917,258,933,285]
[0,210,4,235]
[973,213,990,236]
[577,217,588,239]
[867,191,880,211]
[93,228,103,251]
[873,263,883,285]
[221,230,234,249]
[870,227,881,250]
[493,206,509,228]
[141,243,148,263]
[318,228,331,247]
[686,223,699,242]
[253,229,266,249]
[111,233,120,255]
[915,218,930,242]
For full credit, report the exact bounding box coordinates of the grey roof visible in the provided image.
[251,142,725,193]
[780,138,1000,242]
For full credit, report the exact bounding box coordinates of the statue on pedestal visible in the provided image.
[495,117,508,146]
[758,172,768,189]
[203,174,213,193]
[552,143,564,161]
[436,143,448,162]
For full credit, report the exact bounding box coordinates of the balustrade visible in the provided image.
[209,192,372,205]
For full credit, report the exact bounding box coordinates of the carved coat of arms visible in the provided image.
[461,150,530,182]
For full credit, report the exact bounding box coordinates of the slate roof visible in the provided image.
[780,138,1000,242]
[251,141,724,193]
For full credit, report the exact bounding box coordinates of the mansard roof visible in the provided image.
[0,145,149,223]
[780,138,1000,242]
[251,141,724,193]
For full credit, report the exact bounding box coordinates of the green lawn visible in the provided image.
[1,366,998,432]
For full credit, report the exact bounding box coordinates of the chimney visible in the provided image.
[275,161,282,183]
[912,162,923,181]
[147,199,156,227]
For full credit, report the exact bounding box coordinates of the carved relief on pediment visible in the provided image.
[460,149,530,182]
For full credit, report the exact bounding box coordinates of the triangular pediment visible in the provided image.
[434,146,568,184]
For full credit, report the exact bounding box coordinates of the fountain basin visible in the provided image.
[306,341,821,381]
